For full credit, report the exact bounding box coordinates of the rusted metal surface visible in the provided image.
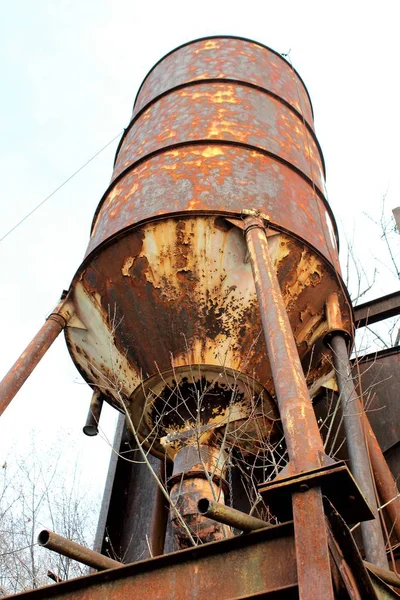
[354,290,400,328]
[60,38,360,596]
[0,295,73,418]
[364,412,400,542]
[46,572,63,584]
[325,291,352,344]
[325,498,381,600]
[132,37,314,127]
[14,523,298,600]
[168,444,230,547]
[93,415,165,562]
[292,487,334,600]
[327,526,365,599]
[244,214,328,472]
[170,476,229,548]
[198,498,269,532]
[149,462,169,556]
[369,576,400,599]
[330,333,388,568]
[129,363,279,461]
[89,36,338,268]
[259,462,374,525]
[357,347,400,456]
[314,348,400,545]
[65,37,352,451]
[326,293,399,548]
[89,149,338,269]
[67,217,350,427]
[326,498,400,598]
[92,414,125,555]
[364,562,400,589]
[356,347,400,541]
[326,292,343,330]
[114,82,324,190]
[244,214,334,599]
[37,530,122,571]
[82,389,103,436]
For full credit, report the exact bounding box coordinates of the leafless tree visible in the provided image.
[0,439,96,596]
[343,197,399,353]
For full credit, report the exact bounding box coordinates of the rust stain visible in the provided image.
[114,82,323,189]
[133,37,314,128]
[67,216,351,431]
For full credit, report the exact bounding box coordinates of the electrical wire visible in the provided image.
[0,130,123,244]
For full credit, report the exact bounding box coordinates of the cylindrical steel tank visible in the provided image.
[65,36,352,460]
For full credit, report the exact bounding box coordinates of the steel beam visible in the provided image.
[10,524,298,600]
[355,347,400,542]
[354,290,400,328]
[93,414,165,562]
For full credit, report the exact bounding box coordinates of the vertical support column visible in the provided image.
[244,213,334,600]
[363,415,400,542]
[149,462,169,556]
[326,292,389,568]
[330,334,388,568]
[0,295,73,417]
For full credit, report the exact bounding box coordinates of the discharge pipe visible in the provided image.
[198,498,269,532]
[38,530,122,571]
[83,390,104,436]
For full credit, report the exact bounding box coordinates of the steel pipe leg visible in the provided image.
[244,215,327,471]
[363,413,400,542]
[0,296,73,418]
[330,333,388,568]
[244,214,334,600]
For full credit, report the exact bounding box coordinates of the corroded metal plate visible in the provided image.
[66,216,351,430]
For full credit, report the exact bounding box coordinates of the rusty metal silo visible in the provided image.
[63,36,352,553]
[65,37,350,433]
[3,36,400,599]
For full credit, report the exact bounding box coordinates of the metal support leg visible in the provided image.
[149,462,169,556]
[292,487,333,597]
[363,413,400,542]
[330,333,388,568]
[244,214,334,600]
[0,296,73,417]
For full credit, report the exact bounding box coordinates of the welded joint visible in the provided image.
[324,292,352,347]
[241,209,270,235]
[47,294,75,328]
[241,208,270,221]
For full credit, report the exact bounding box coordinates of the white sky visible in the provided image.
[0,0,399,504]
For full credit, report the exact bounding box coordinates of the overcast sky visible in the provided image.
[0,0,399,506]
